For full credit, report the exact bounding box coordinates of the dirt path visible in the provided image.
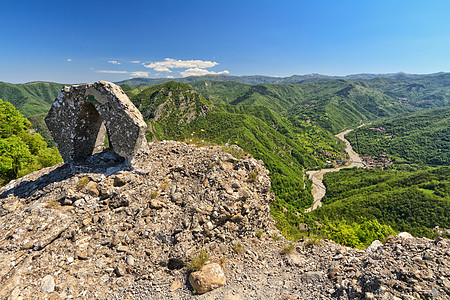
[304,128,365,213]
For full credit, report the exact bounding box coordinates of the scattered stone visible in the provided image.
[150,199,166,209]
[115,263,127,277]
[366,240,382,252]
[304,271,324,283]
[126,255,135,266]
[82,218,92,227]
[189,263,226,294]
[40,275,55,293]
[170,280,181,292]
[397,232,413,239]
[84,181,99,197]
[171,192,183,205]
[117,245,129,253]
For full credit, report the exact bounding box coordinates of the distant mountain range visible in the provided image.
[115,72,448,87]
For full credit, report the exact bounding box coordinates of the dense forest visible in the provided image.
[0,99,62,185]
[315,166,449,241]
[346,107,450,166]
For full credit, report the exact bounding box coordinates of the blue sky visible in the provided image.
[1,0,450,83]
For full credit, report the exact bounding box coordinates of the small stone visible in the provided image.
[231,213,243,222]
[117,245,129,253]
[171,192,183,205]
[21,240,34,250]
[189,263,226,294]
[150,199,166,209]
[67,257,74,263]
[84,181,99,197]
[115,263,127,277]
[231,182,240,190]
[365,292,374,299]
[397,232,413,239]
[206,221,214,230]
[304,271,324,283]
[73,199,86,207]
[110,235,120,247]
[431,287,439,297]
[77,249,89,260]
[170,280,181,292]
[82,218,92,227]
[366,240,382,252]
[114,176,127,187]
[126,255,135,266]
[40,275,55,293]
[328,267,339,280]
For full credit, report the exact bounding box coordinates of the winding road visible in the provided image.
[304,128,365,213]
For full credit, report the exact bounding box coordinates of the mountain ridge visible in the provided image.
[115,72,449,87]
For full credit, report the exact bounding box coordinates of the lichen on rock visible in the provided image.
[45,81,148,163]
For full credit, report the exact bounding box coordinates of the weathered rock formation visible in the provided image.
[45,81,148,163]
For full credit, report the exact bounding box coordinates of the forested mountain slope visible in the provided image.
[346,107,450,166]
[312,166,450,240]
[191,80,417,133]
[0,81,62,117]
[0,99,62,185]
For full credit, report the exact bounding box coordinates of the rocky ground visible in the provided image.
[0,141,449,299]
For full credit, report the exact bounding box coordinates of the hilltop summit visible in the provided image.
[0,141,449,299]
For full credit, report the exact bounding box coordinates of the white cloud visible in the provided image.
[130,60,141,63]
[96,70,128,74]
[144,58,219,72]
[154,66,172,72]
[67,58,72,62]
[108,60,121,65]
[130,71,149,77]
[167,75,174,79]
[180,68,229,77]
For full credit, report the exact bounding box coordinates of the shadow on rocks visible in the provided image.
[0,149,126,200]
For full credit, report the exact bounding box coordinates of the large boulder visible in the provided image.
[189,263,226,294]
[45,81,147,163]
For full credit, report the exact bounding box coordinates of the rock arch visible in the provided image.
[45,81,148,162]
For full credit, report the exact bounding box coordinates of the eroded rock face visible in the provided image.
[45,81,147,162]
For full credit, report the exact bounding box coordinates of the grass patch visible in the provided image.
[248,170,258,182]
[45,200,61,208]
[76,176,90,190]
[150,190,158,199]
[271,234,282,241]
[304,238,322,248]
[281,243,295,255]
[187,251,209,271]
[256,230,263,239]
[233,243,244,254]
